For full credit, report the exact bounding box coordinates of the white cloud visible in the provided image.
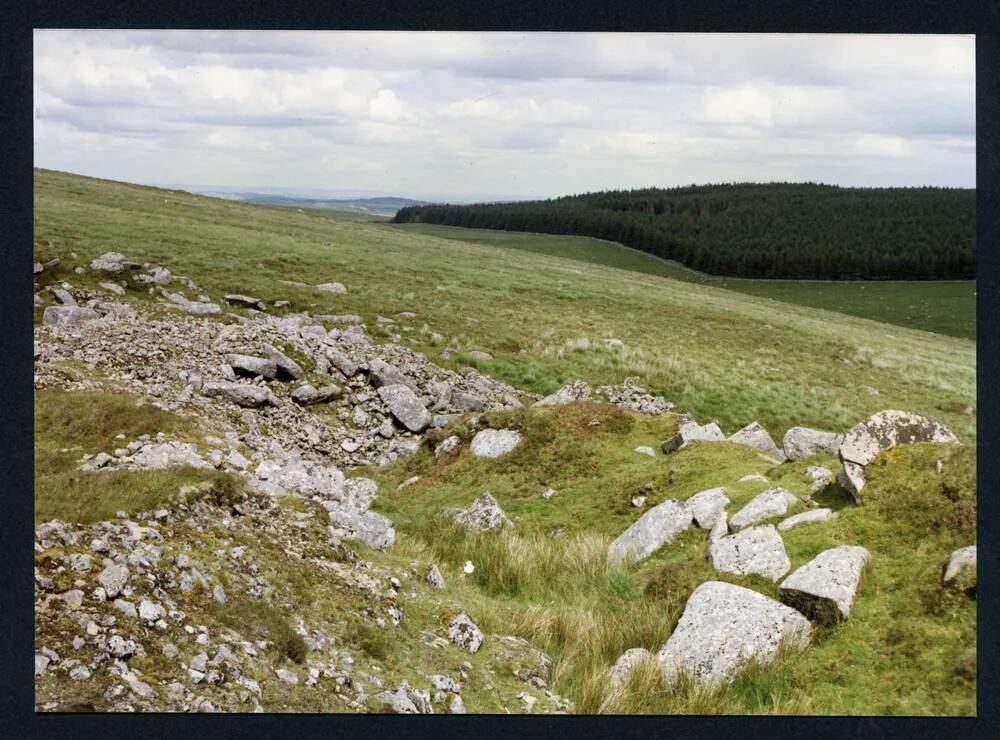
[33,30,975,199]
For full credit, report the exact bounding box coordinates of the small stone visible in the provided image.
[634,446,656,457]
[448,613,484,653]
[427,564,446,589]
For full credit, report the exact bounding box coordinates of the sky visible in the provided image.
[33,31,975,201]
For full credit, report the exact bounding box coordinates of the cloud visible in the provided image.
[33,30,975,199]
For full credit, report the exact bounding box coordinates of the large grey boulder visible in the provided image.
[657,581,813,689]
[49,287,77,306]
[728,422,785,462]
[328,508,395,551]
[729,488,799,531]
[447,612,484,653]
[661,418,726,454]
[609,647,653,688]
[608,499,692,566]
[290,383,340,406]
[779,545,870,624]
[469,428,522,458]
[163,291,221,315]
[202,381,279,408]
[227,354,277,380]
[684,487,730,529]
[368,358,415,390]
[454,492,511,532]
[42,306,101,328]
[96,302,136,320]
[942,545,976,595]
[98,563,130,599]
[378,384,431,432]
[316,282,347,294]
[709,516,791,581]
[534,380,591,406]
[324,347,359,378]
[783,427,843,460]
[777,509,835,532]
[261,343,303,380]
[224,294,265,311]
[838,410,959,502]
[805,465,834,492]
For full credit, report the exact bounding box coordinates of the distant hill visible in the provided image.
[201,191,433,216]
[394,183,975,280]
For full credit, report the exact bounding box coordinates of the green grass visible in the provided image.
[33,169,976,715]
[34,169,976,444]
[395,223,976,339]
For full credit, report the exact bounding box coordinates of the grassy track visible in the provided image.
[392,223,976,339]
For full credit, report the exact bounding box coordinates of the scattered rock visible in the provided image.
[316,282,347,294]
[470,428,522,458]
[227,353,277,380]
[377,384,431,432]
[942,545,976,596]
[661,418,726,453]
[290,383,340,406]
[90,252,127,272]
[434,435,461,457]
[162,291,222,315]
[634,446,656,457]
[202,381,279,408]
[42,306,101,328]
[275,668,299,685]
[97,563,129,599]
[454,493,512,532]
[777,508,835,531]
[49,287,77,306]
[738,473,768,484]
[838,410,959,502]
[534,380,591,406]
[728,422,785,461]
[261,343,304,380]
[608,499,692,565]
[328,508,396,551]
[805,465,834,492]
[684,487,730,529]
[656,581,812,689]
[729,488,799,531]
[447,613,484,653]
[427,564,447,589]
[609,647,652,688]
[224,294,266,311]
[466,350,494,362]
[709,515,791,581]
[782,426,844,460]
[99,281,126,296]
[779,546,870,624]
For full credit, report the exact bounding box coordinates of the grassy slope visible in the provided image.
[33,169,976,714]
[34,169,976,444]
[393,223,976,339]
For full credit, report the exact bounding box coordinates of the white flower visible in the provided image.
[463,561,475,574]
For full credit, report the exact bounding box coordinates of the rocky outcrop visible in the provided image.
[782,427,843,460]
[469,429,522,458]
[838,410,959,502]
[779,546,870,624]
[728,422,785,462]
[709,515,790,581]
[656,581,812,689]
[684,487,730,529]
[728,488,799,531]
[942,545,976,596]
[595,377,674,415]
[454,493,511,532]
[661,418,726,454]
[163,291,221,315]
[201,381,278,408]
[608,499,692,565]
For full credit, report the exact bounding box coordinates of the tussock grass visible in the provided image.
[211,597,307,664]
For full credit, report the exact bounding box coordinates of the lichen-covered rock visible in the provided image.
[657,581,813,689]
[709,516,791,581]
[377,383,431,432]
[534,380,591,406]
[97,563,130,599]
[470,428,522,458]
[226,354,277,380]
[777,508,835,531]
[290,383,340,406]
[782,426,843,460]
[327,507,395,551]
[202,381,279,408]
[942,545,976,596]
[609,647,652,687]
[261,343,303,380]
[779,545,870,624]
[454,493,511,532]
[608,499,692,565]
[90,251,127,272]
[729,488,799,531]
[434,435,461,457]
[661,418,726,453]
[447,612,484,653]
[838,410,959,502]
[684,487,730,529]
[728,421,785,461]
[805,465,834,492]
[427,564,447,589]
[316,282,347,294]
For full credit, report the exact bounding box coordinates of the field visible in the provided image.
[33,169,977,715]
[393,223,976,339]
